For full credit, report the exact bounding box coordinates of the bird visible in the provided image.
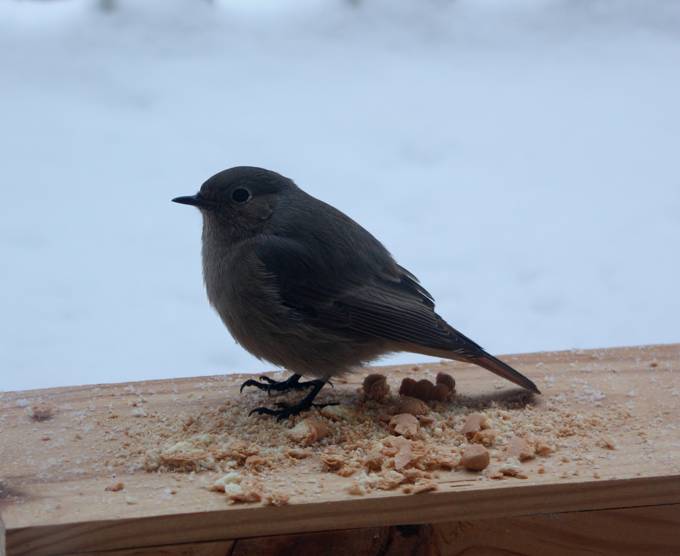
[173,166,539,419]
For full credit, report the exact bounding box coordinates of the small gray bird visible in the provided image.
[173,166,539,419]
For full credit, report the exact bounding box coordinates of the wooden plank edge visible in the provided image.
[77,503,680,556]
[7,475,680,556]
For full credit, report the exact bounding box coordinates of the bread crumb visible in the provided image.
[28,403,55,422]
[363,450,384,472]
[320,452,346,473]
[211,472,242,493]
[461,445,490,471]
[389,414,420,438]
[534,440,555,457]
[320,405,354,421]
[499,463,528,479]
[597,437,616,450]
[471,429,497,447]
[265,492,290,506]
[105,482,124,492]
[506,436,535,462]
[287,419,329,446]
[347,482,366,496]
[286,448,311,460]
[412,481,438,494]
[228,485,262,505]
[462,413,489,439]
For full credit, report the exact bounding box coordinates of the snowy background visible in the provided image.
[1,0,679,392]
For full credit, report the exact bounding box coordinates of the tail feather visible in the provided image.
[474,354,541,394]
[403,343,540,394]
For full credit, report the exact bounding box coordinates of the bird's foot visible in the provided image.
[240,373,314,395]
[248,379,331,420]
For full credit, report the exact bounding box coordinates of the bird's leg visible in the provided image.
[249,379,331,420]
[240,373,316,395]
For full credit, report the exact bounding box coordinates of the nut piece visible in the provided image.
[436,372,456,393]
[506,437,535,461]
[287,419,330,446]
[399,377,417,397]
[413,379,436,401]
[461,445,490,471]
[389,414,420,439]
[363,374,390,402]
[396,396,429,416]
[431,383,451,402]
[461,413,489,440]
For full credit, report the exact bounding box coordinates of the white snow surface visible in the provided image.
[1,0,679,392]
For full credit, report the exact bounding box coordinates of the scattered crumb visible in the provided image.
[28,403,55,422]
[506,436,535,462]
[498,463,528,479]
[471,429,497,447]
[389,414,420,438]
[462,413,489,439]
[264,492,290,506]
[412,481,438,494]
[320,405,354,421]
[287,419,330,446]
[461,445,490,471]
[535,440,555,457]
[597,437,616,450]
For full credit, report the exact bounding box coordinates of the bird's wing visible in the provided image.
[254,236,481,356]
[255,236,540,393]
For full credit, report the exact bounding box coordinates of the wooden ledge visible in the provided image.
[1,344,679,555]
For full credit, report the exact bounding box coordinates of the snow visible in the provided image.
[1,0,679,392]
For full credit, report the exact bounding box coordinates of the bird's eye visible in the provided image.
[231,187,251,204]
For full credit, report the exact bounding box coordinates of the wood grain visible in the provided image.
[82,504,680,556]
[2,344,680,555]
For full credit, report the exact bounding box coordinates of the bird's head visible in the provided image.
[173,166,295,241]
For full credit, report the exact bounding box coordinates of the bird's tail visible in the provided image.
[472,353,541,394]
[407,344,541,394]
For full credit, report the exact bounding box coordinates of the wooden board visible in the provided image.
[1,344,680,555]
[80,504,680,556]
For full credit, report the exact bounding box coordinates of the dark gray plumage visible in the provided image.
[173,166,539,418]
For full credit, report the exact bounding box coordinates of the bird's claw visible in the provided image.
[240,379,268,394]
[239,374,315,395]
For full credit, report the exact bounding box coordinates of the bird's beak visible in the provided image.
[172,194,214,209]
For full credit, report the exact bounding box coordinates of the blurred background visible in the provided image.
[1,0,679,391]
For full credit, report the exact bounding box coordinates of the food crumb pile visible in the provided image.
[103,365,631,506]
